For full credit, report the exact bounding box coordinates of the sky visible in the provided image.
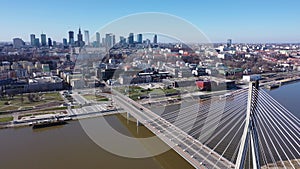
[0,0,299,43]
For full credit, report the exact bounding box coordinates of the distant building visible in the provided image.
[41,34,47,46]
[105,33,114,48]
[76,28,84,47]
[153,34,158,44]
[13,38,25,48]
[68,31,74,45]
[84,30,90,46]
[128,33,134,44]
[30,34,35,46]
[137,34,143,44]
[63,38,68,47]
[96,32,101,47]
[119,36,126,44]
[34,38,40,47]
[48,38,52,47]
[227,39,232,48]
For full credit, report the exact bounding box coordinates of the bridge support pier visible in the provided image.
[136,119,140,126]
[126,112,131,119]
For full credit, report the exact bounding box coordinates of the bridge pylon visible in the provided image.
[235,81,261,169]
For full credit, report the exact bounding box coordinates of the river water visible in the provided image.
[0,82,299,169]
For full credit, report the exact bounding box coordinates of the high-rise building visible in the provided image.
[41,34,47,46]
[77,28,84,47]
[30,34,35,46]
[128,33,134,44]
[137,34,143,44]
[227,39,232,48]
[63,38,68,47]
[53,41,57,47]
[105,33,114,48]
[34,38,40,47]
[48,38,52,47]
[102,38,105,46]
[69,31,74,45]
[120,36,126,44]
[153,34,158,44]
[112,35,116,46]
[13,38,25,48]
[96,32,101,47]
[84,30,90,46]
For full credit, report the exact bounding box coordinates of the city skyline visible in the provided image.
[0,0,300,43]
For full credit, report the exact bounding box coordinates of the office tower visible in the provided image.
[48,38,52,47]
[63,38,68,46]
[120,36,126,44]
[77,28,84,47]
[53,41,57,47]
[34,38,40,47]
[128,33,134,44]
[13,38,25,48]
[153,34,158,44]
[105,33,114,48]
[41,34,47,46]
[30,34,35,46]
[112,35,115,46]
[137,34,143,44]
[69,31,74,45]
[84,30,90,46]
[96,32,101,47]
[102,38,105,46]
[227,39,232,48]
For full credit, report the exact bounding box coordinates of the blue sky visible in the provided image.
[1,0,299,43]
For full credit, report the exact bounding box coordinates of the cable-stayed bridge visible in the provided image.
[111,82,299,169]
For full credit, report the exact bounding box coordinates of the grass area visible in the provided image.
[117,86,179,101]
[0,116,13,123]
[83,94,109,102]
[0,106,19,112]
[97,98,109,102]
[0,92,64,112]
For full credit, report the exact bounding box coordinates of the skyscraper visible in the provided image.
[84,30,90,46]
[137,34,143,44]
[77,28,84,47]
[120,36,126,44]
[41,34,47,46]
[128,33,134,44]
[63,38,68,47]
[69,31,74,45]
[30,34,35,46]
[96,32,101,47]
[48,38,52,47]
[105,33,114,48]
[153,34,158,44]
[34,38,40,47]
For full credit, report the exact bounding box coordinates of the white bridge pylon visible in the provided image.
[236,82,261,169]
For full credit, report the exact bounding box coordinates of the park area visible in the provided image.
[0,92,65,113]
[116,86,180,101]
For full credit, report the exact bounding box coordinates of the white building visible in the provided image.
[242,74,262,82]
